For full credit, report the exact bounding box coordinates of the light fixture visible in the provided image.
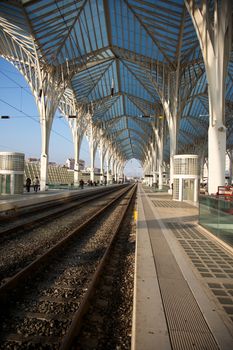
[111,78,114,97]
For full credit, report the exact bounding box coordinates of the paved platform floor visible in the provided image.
[132,184,233,350]
[0,185,113,214]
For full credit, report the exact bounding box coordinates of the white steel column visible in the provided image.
[114,159,118,183]
[145,154,150,186]
[151,141,157,185]
[37,86,61,191]
[186,0,232,194]
[111,157,115,183]
[148,149,153,187]
[106,149,111,184]
[90,144,95,183]
[154,119,164,191]
[99,140,105,183]
[163,82,178,190]
[88,123,96,183]
[71,117,83,186]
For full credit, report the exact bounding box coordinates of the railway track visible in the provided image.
[0,184,136,349]
[69,184,136,350]
[0,185,130,287]
[0,185,127,238]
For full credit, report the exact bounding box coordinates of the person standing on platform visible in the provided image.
[26,177,31,192]
[79,179,84,189]
[33,176,40,192]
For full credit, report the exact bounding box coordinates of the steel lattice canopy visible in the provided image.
[0,0,233,162]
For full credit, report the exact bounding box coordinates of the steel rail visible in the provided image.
[60,184,137,350]
[0,184,134,303]
[0,185,127,238]
[0,185,127,220]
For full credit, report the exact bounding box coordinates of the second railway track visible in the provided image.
[0,185,128,238]
[0,184,137,349]
[0,185,129,286]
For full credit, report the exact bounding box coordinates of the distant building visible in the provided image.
[66,158,85,170]
[27,158,40,163]
[79,160,85,170]
[86,167,100,174]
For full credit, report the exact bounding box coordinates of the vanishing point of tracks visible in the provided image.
[0,184,137,349]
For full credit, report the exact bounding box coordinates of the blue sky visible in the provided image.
[0,57,142,177]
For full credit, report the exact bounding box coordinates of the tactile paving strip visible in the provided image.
[167,221,233,323]
[152,200,193,208]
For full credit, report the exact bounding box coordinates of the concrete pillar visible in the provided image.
[186,0,232,194]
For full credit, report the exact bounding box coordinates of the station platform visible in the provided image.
[0,188,80,214]
[0,185,115,215]
[133,184,233,350]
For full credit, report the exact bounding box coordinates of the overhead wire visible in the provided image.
[0,96,91,157]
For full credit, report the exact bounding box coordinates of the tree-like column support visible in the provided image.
[38,93,59,192]
[186,0,232,194]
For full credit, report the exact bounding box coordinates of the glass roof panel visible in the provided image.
[109,0,162,60]
[1,0,233,163]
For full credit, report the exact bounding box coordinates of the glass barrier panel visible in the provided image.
[199,195,233,247]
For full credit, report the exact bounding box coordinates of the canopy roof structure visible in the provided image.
[0,0,233,165]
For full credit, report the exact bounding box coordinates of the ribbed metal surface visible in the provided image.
[143,195,219,350]
[160,278,218,350]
